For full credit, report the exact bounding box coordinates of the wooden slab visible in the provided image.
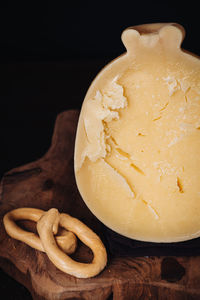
[0,110,200,300]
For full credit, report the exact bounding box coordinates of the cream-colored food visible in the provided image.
[74,23,200,242]
[37,208,107,278]
[4,208,107,278]
[3,208,77,254]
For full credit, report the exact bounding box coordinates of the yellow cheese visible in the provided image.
[74,23,200,242]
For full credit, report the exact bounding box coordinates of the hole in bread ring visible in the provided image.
[37,208,107,278]
[3,208,77,254]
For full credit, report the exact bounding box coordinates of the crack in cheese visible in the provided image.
[76,77,127,170]
[74,23,200,242]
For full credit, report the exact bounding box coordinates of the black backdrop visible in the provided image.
[0,2,200,62]
[0,1,199,178]
[0,1,199,298]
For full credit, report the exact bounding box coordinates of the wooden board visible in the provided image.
[0,110,200,300]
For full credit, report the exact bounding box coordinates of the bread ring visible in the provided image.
[37,208,107,278]
[3,208,77,254]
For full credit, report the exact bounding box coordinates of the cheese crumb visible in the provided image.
[163,76,179,96]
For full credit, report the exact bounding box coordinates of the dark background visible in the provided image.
[0,1,199,299]
[0,1,200,179]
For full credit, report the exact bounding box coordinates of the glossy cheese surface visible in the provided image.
[74,24,200,242]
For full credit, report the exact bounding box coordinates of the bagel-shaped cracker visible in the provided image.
[37,208,107,278]
[3,208,77,254]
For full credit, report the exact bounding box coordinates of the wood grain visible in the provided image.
[0,110,200,300]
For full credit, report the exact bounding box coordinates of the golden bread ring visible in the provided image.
[3,208,77,254]
[37,208,107,278]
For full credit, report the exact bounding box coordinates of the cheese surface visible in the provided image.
[74,23,200,242]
